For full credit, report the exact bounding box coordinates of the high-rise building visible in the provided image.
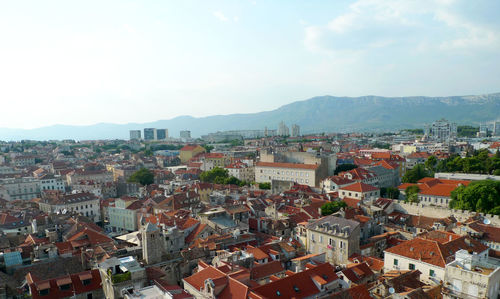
[143,128,156,141]
[156,129,168,140]
[129,130,141,140]
[479,124,489,138]
[278,121,289,136]
[291,124,300,137]
[180,130,191,139]
[425,119,457,142]
[493,121,500,136]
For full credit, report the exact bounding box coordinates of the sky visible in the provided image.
[0,0,499,129]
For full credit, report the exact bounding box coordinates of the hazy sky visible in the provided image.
[1,0,499,129]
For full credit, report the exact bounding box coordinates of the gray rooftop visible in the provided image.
[307,215,360,236]
[144,222,158,232]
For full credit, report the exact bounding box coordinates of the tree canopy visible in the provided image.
[450,180,500,215]
[258,182,271,190]
[457,125,479,137]
[128,168,154,186]
[334,164,358,175]
[321,201,347,216]
[402,164,432,183]
[200,167,229,183]
[404,185,420,203]
[381,187,400,199]
[435,149,500,175]
[200,167,249,186]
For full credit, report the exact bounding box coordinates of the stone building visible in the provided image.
[443,250,500,299]
[141,223,163,265]
[305,215,361,265]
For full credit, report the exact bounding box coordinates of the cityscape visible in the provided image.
[1,1,500,299]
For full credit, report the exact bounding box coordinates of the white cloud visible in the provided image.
[304,0,500,55]
[213,11,228,22]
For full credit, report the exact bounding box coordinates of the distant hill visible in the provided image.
[1,93,499,140]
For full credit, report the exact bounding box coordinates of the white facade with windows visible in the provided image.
[384,251,445,284]
[255,162,318,187]
[38,192,100,222]
[39,175,65,192]
[0,177,41,200]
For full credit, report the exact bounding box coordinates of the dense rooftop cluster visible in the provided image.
[0,127,499,298]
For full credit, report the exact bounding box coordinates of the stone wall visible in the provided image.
[393,202,500,226]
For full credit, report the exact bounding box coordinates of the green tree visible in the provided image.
[258,182,271,190]
[425,156,438,172]
[450,180,500,214]
[334,164,358,175]
[200,167,229,183]
[381,187,400,199]
[457,125,479,137]
[402,164,431,183]
[201,144,214,153]
[321,201,347,216]
[128,168,154,186]
[405,185,420,203]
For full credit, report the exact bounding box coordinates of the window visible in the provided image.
[39,289,49,296]
[329,238,334,246]
[409,263,415,270]
[311,234,315,241]
[394,259,398,266]
[60,284,71,291]
[429,269,435,277]
[319,235,323,243]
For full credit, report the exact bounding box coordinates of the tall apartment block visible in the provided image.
[129,130,141,140]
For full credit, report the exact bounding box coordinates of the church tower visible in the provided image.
[141,222,163,265]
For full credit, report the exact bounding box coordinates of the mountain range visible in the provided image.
[1,93,499,141]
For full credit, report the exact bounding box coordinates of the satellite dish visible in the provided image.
[56,210,60,215]
[461,227,467,231]
[389,287,395,294]
[483,218,491,225]
[62,209,67,214]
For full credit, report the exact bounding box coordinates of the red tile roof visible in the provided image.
[250,260,284,280]
[329,284,373,299]
[342,197,361,209]
[385,235,488,268]
[250,263,339,299]
[246,247,270,261]
[183,266,226,291]
[27,269,102,299]
[66,228,113,246]
[341,262,374,283]
[341,182,379,192]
